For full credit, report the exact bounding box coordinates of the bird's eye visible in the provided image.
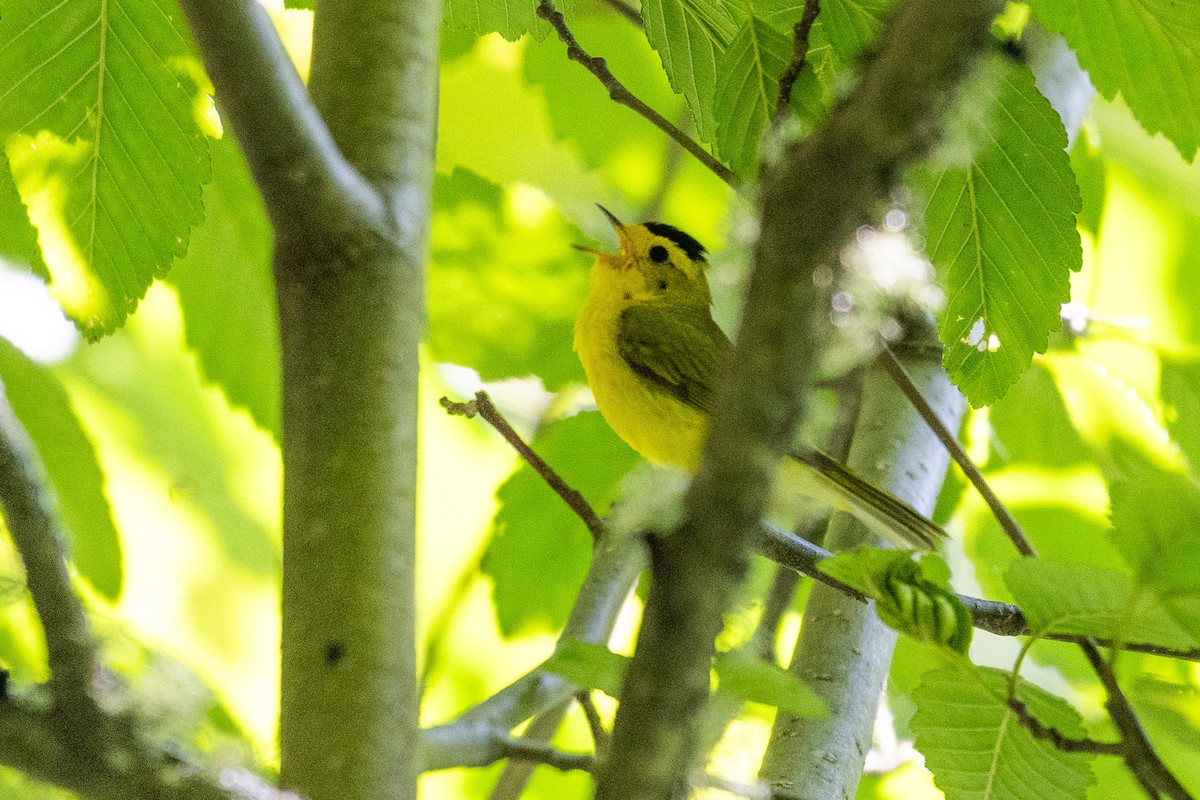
[649,245,669,263]
[657,280,668,291]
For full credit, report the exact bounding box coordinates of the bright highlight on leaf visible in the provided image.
[917,57,1082,407]
[0,0,212,339]
[913,666,1095,800]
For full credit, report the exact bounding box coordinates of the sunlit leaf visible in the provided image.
[1028,0,1200,161]
[0,336,121,599]
[1004,559,1198,650]
[917,57,1081,407]
[1041,351,1183,476]
[913,665,1095,800]
[1109,472,1200,636]
[712,650,825,716]
[0,0,213,338]
[543,639,629,698]
[713,17,790,176]
[484,412,638,636]
[641,0,739,141]
[168,137,279,440]
[428,167,590,390]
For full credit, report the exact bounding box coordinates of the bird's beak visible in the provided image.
[571,205,632,263]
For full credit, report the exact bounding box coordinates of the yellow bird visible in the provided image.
[573,206,943,550]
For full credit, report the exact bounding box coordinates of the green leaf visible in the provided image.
[987,362,1091,469]
[1004,559,1198,651]
[0,0,213,338]
[818,0,893,67]
[0,151,46,278]
[1069,127,1106,238]
[428,168,590,390]
[918,57,1081,407]
[642,0,739,141]
[442,0,564,41]
[712,650,824,716]
[819,548,973,654]
[713,17,791,176]
[543,639,630,698]
[167,137,279,440]
[913,665,1095,800]
[1109,472,1200,636]
[483,412,639,636]
[1028,0,1200,161]
[1162,357,1200,475]
[0,336,121,599]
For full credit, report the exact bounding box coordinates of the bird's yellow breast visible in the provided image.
[574,287,707,470]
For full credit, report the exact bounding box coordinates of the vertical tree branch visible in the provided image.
[180,1,438,798]
[274,2,439,799]
[593,0,1000,796]
[759,335,963,799]
[0,385,100,733]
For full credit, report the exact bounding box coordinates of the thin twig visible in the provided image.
[879,347,1036,556]
[0,387,100,729]
[576,691,610,755]
[774,0,821,124]
[596,0,642,26]
[441,391,605,541]
[488,700,572,800]
[535,0,738,188]
[1007,697,1123,756]
[495,734,596,773]
[1080,641,1195,800]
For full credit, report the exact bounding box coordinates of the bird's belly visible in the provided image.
[584,350,707,470]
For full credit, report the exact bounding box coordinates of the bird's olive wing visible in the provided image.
[616,303,731,414]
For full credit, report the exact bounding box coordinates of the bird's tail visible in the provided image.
[786,446,946,550]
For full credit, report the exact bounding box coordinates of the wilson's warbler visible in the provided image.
[573,206,943,550]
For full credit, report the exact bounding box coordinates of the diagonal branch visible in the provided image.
[0,385,99,727]
[880,347,1035,556]
[774,0,821,124]
[441,392,604,541]
[535,0,738,188]
[595,0,1002,795]
[177,0,383,232]
[1080,641,1195,800]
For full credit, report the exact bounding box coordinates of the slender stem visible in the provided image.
[596,0,642,26]
[487,700,572,800]
[441,392,604,541]
[535,0,738,188]
[0,388,99,731]
[879,347,1036,556]
[774,0,821,123]
[577,691,611,754]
